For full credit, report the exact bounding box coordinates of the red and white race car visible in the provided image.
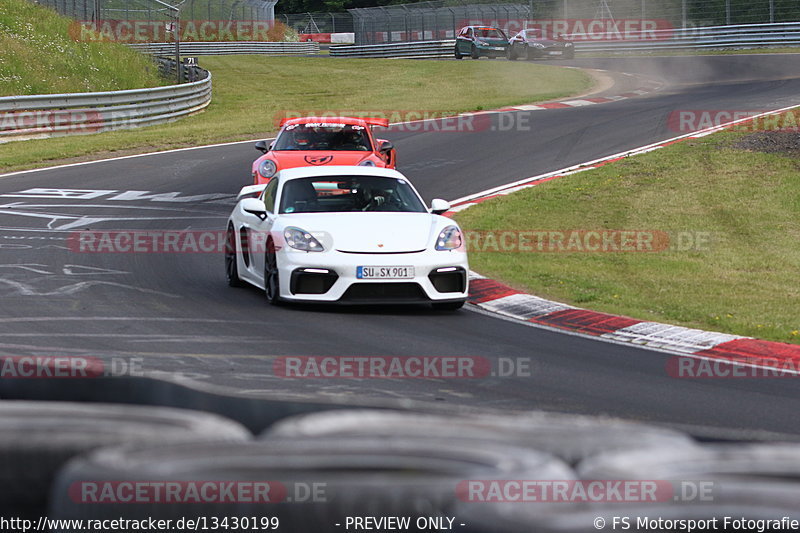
[251,116,396,185]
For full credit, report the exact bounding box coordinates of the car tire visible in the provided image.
[576,444,800,513]
[50,437,575,525]
[506,45,517,60]
[432,300,464,311]
[578,443,800,481]
[525,45,535,60]
[459,502,800,533]
[264,409,696,466]
[470,44,480,59]
[264,239,281,305]
[0,401,250,518]
[225,224,244,287]
[454,45,462,59]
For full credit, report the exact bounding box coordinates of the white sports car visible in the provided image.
[225,166,468,309]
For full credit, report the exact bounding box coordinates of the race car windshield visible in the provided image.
[476,29,506,39]
[279,176,428,214]
[273,123,373,151]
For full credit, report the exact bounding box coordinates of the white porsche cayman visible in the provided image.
[225,166,468,309]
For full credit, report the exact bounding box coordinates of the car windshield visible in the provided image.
[278,176,428,214]
[475,28,505,39]
[273,123,372,151]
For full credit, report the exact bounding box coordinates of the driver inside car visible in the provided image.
[337,129,368,151]
[292,129,313,149]
[360,187,391,211]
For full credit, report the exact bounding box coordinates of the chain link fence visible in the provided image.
[347,0,800,45]
[350,1,528,44]
[29,0,800,44]
[277,12,354,33]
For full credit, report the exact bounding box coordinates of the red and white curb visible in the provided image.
[493,72,663,112]
[448,103,800,367]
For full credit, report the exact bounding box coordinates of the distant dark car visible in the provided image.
[454,26,509,59]
[506,29,575,60]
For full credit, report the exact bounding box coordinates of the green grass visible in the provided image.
[0,0,165,96]
[0,55,591,172]
[455,129,800,344]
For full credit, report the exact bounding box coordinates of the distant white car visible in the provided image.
[225,166,468,309]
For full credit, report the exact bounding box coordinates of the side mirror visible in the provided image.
[241,197,268,220]
[236,184,268,202]
[255,140,269,153]
[430,198,450,215]
[379,141,394,153]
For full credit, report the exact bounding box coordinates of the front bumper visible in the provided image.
[277,249,469,304]
[476,44,508,56]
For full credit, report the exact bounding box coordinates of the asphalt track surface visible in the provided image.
[2,54,800,434]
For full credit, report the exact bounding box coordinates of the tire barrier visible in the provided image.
[49,437,574,531]
[0,401,250,518]
[263,408,696,464]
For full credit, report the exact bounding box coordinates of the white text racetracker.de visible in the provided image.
[339,516,461,530]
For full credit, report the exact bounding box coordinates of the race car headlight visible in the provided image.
[284,227,324,252]
[565,42,574,47]
[358,160,376,167]
[533,42,545,48]
[258,159,277,179]
[436,225,463,251]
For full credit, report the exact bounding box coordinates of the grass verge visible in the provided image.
[455,126,800,344]
[0,0,165,96]
[0,55,592,173]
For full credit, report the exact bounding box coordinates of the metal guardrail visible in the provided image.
[330,22,800,58]
[0,59,211,143]
[129,42,320,56]
[330,40,455,58]
[571,22,800,52]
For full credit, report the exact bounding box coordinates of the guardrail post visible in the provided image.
[682,0,687,29]
[174,14,181,84]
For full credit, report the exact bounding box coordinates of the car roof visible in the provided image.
[276,166,408,182]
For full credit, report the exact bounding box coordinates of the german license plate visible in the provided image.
[357,266,415,279]
[548,50,563,55]
[492,47,505,51]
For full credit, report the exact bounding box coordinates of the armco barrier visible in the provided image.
[330,40,455,58]
[0,59,211,143]
[331,23,800,58]
[573,22,800,52]
[129,41,319,56]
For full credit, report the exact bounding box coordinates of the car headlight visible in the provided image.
[436,225,463,251]
[258,159,277,179]
[358,160,376,167]
[533,42,545,48]
[565,42,574,47]
[284,227,324,252]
